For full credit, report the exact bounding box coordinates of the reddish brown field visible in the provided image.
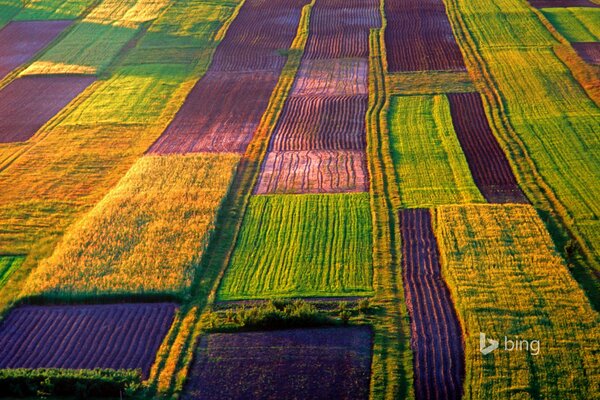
[303,0,381,59]
[148,0,310,154]
[447,92,529,203]
[149,71,279,153]
[292,58,369,97]
[0,75,95,143]
[528,0,599,7]
[399,209,464,400]
[254,150,369,194]
[182,327,372,400]
[268,95,368,151]
[572,42,600,65]
[0,20,72,80]
[384,0,466,72]
[0,303,177,378]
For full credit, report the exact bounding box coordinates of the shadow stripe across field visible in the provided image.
[148,0,310,154]
[0,303,177,378]
[0,20,72,81]
[399,209,464,400]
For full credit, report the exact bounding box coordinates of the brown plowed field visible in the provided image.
[254,150,369,194]
[384,0,466,72]
[0,75,95,143]
[447,92,529,203]
[268,95,368,151]
[291,58,368,96]
[182,327,372,400]
[0,303,177,378]
[148,71,280,153]
[572,42,600,65]
[399,209,464,400]
[0,20,72,80]
[303,0,381,59]
[528,0,600,7]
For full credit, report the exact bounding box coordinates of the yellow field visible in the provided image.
[435,204,599,399]
[23,154,240,298]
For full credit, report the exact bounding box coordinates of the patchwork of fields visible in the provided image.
[0,0,598,399]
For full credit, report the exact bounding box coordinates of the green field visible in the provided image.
[388,95,484,207]
[0,256,23,288]
[435,204,599,399]
[218,193,374,300]
[14,0,95,20]
[541,7,600,42]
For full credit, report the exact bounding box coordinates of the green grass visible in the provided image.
[0,0,21,28]
[542,7,600,42]
[23,22,139,75]
[61,64,194,126]
[218,193,374,300]
[388,95,485,207]
[0,256,24,288]
[14,0,95,20]
[435,204,599,399]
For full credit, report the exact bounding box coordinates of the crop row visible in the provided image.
[435,204,599,399]
[0,303,176,378]
[399,209,464,400]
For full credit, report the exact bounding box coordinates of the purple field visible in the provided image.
[0,303,177,378]
[182,327,373,400]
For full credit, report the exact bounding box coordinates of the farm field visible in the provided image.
[0,0,598,398]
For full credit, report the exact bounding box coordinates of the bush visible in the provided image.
[0,368,142,398]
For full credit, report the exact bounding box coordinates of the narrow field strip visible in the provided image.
[255,150,369,194]
[387,71,475,95]
[23,154,239,299]
[435,204,600,399]
[0,256,23,288]
[217,193,374,300]
[182,327,372,400]
[447,92,529,203]
[572,42,600,63]
[0,75,95,143]
[399,209,464,400]
[384,0,465,72]
[529,0,600,8]
[13,0,96,20]
[0,303,177,378]
[541,7,600,41]
[0,20,71,81]
[303,0,381,59]
[148,0,309,154]
[268,95,368,151]
[388,95,484,207]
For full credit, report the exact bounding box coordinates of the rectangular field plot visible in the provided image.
[14,0,96,20]
[255,150,369,194]
[303,0,381,59]
[0,20,71,80]
[573,42,600,64]
[23,154,239,299]
[388,95,484,207]
[384,0,466,72]
[0,75,94,143]
[529,0,600,8]
[269,96,367,151]
[292,58,368,97]
[541,7,600,42]
[149,71,280,153]
[435,204,600,399]
[218,194,373,300]
[447,92,528,203]
[22,22,138,75]
[0,303,176,378]
[182,327,372,400]
[399,209,464,400]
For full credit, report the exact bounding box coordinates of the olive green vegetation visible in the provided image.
[387,71,475,95]
[0,256,23,288]
[388,95,484,207]
[445,0,600,273]
[541,7,600,42]
[61,64,194,126]
[0,0,20,28]
[218,193,374,300]
[435,204,600,399]
[14,0,96,20]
